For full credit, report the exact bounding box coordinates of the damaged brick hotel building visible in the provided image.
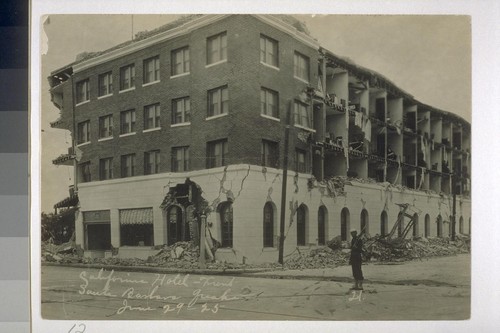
[48,14,471,263]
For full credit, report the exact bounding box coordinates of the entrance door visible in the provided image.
[167,206,183,245]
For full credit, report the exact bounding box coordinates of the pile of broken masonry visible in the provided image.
[41,233,470,271]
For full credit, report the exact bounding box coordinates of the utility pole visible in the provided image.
[278,101,292,264]
[199,214,206,269]
[451,173,457,241]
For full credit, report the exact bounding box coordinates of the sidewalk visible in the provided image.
[251,254,470,287]
[42,253,470,288]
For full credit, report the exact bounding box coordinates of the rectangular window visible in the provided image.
[119,208,154,246]
[262,140,279,168]
[296,149,307,173]
[172,97,191,124]
[293,100,311,128]
[144,150,160,175]
[120,109,136,134]
[294,52,310,82]
[120,64,135,91]
[98,115,113,139]
[76,79,90,104]
[78,162,91,183]
[260,87,279,118]
[208,86,229,117]
[121,154,136,178]
[207,32,227,65]
[99,157,113,180]
[171,47,190,76]
[144,104,160,130]
[83,210,111,250]
[77,120,90,144]
[207,139,228,168]
[171,146,190,172]
[98,72,113,97]
[143,56,160,84]
[260,35,279,67]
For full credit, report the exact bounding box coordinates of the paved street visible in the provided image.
[41,254,470,320]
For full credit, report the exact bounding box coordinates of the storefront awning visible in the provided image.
[54,195,79,209]
[120,208,153,225]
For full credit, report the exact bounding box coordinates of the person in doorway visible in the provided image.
[349,229,364,290]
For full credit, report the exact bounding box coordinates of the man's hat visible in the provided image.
[350,229,357,233]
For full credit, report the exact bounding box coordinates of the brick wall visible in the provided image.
[58,15,319,182]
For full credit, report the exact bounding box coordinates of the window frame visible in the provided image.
[296,204,307,246]
[119,64,136,91]
[75,79,90,104]
[295,148,307,173]
[293,51,310,83]
[98,114,113,140]
[219,202,233,248]
[171,46,190,77]
[143,103,161,131]
[120,109,136,135]
[98,72,113,97]
[262,140,279,168]
[260,87,279,119]
[144,150,160,175]
[99,157,113,180]
[207,85,229,118]
[77,120,90,145]
[263,202,275,248]
[207,139,228,169]
[172,97,191,125]
[260,35,279,68]
[206,32,227,65]
[120,154,136,178]
[171,146,190,172]
[78,161,91,183]
[143,56,160,85]
[293,100,312,129]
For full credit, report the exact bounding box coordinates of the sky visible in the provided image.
[40,14,471,213]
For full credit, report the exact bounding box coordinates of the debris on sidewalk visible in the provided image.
[41,233,79,263]
[41,233,470,270]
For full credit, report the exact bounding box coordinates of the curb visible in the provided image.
[41,262,275,276]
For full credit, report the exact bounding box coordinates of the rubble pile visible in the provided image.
[280,235,471,269]
[147,241,200,268]
[41,234,470,269]
[41,238,80,264]
[283,246,350,269]
[364,235,471,262]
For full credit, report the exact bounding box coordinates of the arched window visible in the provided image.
[297,204,308,246]
[318,206,328,245]
[360,209,369,235]
[380,211,388,236]
[263,202,275,247]
[167,205,182,245]
[437,215,443,237]
[218,202,233,248]
[341,208,350,241]
[424,214,430,237]
[459,216,464,234]
[397,212,404,237]
[412,213,419,237]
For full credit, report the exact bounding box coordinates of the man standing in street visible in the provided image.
[349,229,364,290]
